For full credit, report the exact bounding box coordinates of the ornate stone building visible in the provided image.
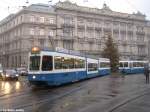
[0,1,149,68]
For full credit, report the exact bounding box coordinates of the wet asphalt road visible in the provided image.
[0,75,150,112]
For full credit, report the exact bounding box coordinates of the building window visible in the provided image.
[64,16,73,25]
[49,30,54,36]
[137,35,144,41]
[63,28,73,37]
[30,16,35,22]
[87,29,94,38]
[77,18,84,25]
[40,39,44,48]
[40,17,45,23]
[63,41,73,50]
[30,28,35,35]
[40,29,44,35]
[138,45,145,55]
[95,30,101,38]
[49,18,54,24]
[78,29,84,38]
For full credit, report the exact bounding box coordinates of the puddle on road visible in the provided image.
[0,81,23,94]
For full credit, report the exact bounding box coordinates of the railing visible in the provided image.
[60,36,74,41]
[61,22,75,28]
[136,31,145,35]
[136,40,145,45]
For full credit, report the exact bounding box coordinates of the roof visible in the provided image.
[0,3,55,26]
[55,1,146,21]
[24,3,55,14]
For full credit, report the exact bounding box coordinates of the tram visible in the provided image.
[28,47,110,86]
[119,60,148,74]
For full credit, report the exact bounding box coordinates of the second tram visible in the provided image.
[119,60,148,74]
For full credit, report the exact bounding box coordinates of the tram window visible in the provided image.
[62,57,70,69]
[88,63,98,71]
[55,56,85,69]
[42,56,53,71]
[54,56,62,69]
[129,63,132,68]
[30,56,40,71]
[100,62,110,68]
[133,62,144,67]
[119,62,123,67]
[133,62,136,67]
[55,56,62,69]
[69,58,74,69]
[139,62,144,67]
[74,59,85,68]
[124,62,128,67]
[80,59,85,68]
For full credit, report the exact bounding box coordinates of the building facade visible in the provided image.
[0,1,149,68]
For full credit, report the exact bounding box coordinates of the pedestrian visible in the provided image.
[144,64,149,84]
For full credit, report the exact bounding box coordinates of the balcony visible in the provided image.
[136,40,146,45]
[87,23,94,29]
[60,36,74,41]
[138,53,147,57]
[94,24,102,29]
[26,21,56,27]
[87,38,96,43]
[136,31,145,35]
[120,52,131,56]
[61,22,75,28]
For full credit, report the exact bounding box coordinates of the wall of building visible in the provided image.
[0,1,149,68]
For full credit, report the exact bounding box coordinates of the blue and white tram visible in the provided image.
[28,48,87,86]
[119,60,148,74]
[28,47,110,86]
[98,58,110,76]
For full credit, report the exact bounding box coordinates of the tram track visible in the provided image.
[12,84,86,110]
[0,80,87,110]
[108,88,150,112]
[0,81,84,100]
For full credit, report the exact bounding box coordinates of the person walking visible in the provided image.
[144,64,149,84]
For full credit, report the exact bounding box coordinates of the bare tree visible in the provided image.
[101,34,119,73]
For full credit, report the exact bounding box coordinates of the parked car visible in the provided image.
[1,69,19,80]
[16,68,28,76]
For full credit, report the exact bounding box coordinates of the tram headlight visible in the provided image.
[16,74,19,77]
[33,75,36,79]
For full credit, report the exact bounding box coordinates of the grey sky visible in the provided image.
[0,0,150,21]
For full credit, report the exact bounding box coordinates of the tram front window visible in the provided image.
[42,56,53,71]
[30,56,40,71]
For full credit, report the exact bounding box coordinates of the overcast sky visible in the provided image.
[0,0,150,21]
